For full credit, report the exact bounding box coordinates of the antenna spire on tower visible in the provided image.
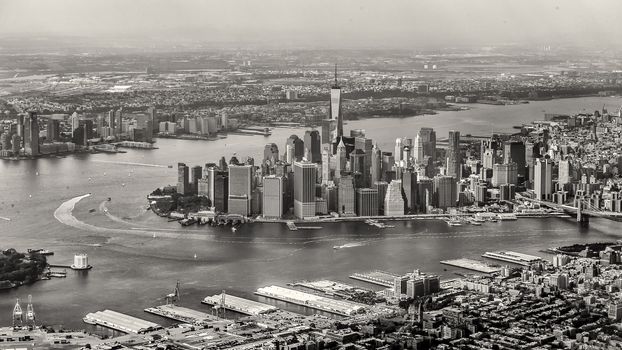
[334,63,338,85]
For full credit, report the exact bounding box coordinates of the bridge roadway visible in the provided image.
[522,198,622,220]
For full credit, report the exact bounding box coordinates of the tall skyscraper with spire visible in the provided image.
[323,64,343,146]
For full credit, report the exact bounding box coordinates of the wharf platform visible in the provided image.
[202,294,278,315]
[255,285,367,316]
[349,270,400,287]
[83,309,162,334]
[144,304,228,326]
[440,258,501,274]
[482,251,542,266]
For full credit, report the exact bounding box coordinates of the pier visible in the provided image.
[202,294,277,316]
[83,310,162,334]
[255,285,367,316]
[482,251,542,266]
[440,258,501,274]
[144,304,227,326]
[349,270,400,288]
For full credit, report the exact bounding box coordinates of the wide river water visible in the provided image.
[0,96,621,330]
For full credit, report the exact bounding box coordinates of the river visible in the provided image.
[0,96,620,330]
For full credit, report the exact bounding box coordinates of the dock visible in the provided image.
[255,285,367,316]
[440,258,501,274]
[482,251,542,266]
[83,309,162,334]
[144,304,226,326]
[349,270,400,288]
[202,294,278,316]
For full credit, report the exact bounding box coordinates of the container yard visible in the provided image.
[83,310,162,334]
[349,270,400,287]
[440,258,502,274]
[202,293,278,315]
[255,285,367,316]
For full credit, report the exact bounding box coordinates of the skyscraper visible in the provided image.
[213,172,228,213]
[413,133,424,164]
[24,112,39,156]
[419,127,436,160]
[293,160,317,219]
[321,147,332,184]
[558,159,573,186]
[46,118,60,142]
[394,138,403,164]
[177,163,189,195]
[446,130,461,178]
[329,64,343,140]
[504,140,526,178]
[338,174,356,215]
[303,130,321,163]
[264,143,279,165]
[356,188,379,216]
[492,163,518,187]
[228,164,253,216]
[370,144,382,185]
[286,135,304,162]
[335,139,347,179]
[191,165,202,194]
[263,175,284,219]
[433,175,457,210]
[384,180,406,216]
[534,158,553,201]
[402,168,418,213]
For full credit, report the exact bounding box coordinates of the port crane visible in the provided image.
[12,298,23,328]
[212,290,226,319]
[165,280,181,305]
[26,295,36,328]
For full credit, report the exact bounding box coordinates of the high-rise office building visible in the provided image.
[349,149,366,186]
[264,143,279,164]
[356,188,379,216]
[558,159,573,185]
[329,64,343,140]
[417,177,434,213]
[338,174,356,215]
[534,158,553,201]
[504,140,526,178]
[46,118,60,142]
[24,112,39,156]
[115,108,123,135]
[293,161,317,219]
[303,130,321,163]
[446,130,461,178]
[402,168,418,213]
[228,164,253,216]
[419,127,436,160]
[434,175,457,210]
[106,109,115,133]
[335,139,347,179]
[384,180,406,216]
[492,162,518,187]
[394,138,403,164]
[191,165,202,194]
[413,133,424,163]
[213,172,228,213]
[263,175,284,219]
[370,144,382,185]
[286,135,304,162]
[374,180,388,214]
[177,163,190,195]
[11,134,20,154]
[321,147,331,184]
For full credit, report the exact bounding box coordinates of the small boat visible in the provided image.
[89,208,96,213]
[231,227,237,232]
[193,253,197,259]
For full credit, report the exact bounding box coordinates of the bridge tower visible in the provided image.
[26,295,36,328]
[12,298,23,328]
[577,199,589,226]
[165,280,181,305]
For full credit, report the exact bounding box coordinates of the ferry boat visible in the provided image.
[286,221,298,231]
[82,317,97,325]
[27,249,54,256]
[445,218,462,226]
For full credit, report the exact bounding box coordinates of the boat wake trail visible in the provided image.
[90,160,169,168]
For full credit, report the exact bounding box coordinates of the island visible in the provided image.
[0,248,48,289]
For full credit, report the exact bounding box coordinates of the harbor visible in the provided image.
[83,309,162,334]
[202,293,278,316]
[144,304,228,326]
[255,285,367,316]
[482,251,543,266]
[440,258,502,274]
[349,270,401,288]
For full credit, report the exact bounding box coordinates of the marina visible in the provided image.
[255,285,367,316]
[440,258,502,274]
[202,293,278,316]
[349,270,400,288]
[144,304,226,326]
[83,310,162,334]
[482,251,543,266]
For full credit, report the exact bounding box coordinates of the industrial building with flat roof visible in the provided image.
[83,309,161,334]
[202,293,278,315]
[255,285,367,316]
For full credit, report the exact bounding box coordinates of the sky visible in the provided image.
[0,0,621,49]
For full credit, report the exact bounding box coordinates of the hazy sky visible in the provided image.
[1,0,621,48]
